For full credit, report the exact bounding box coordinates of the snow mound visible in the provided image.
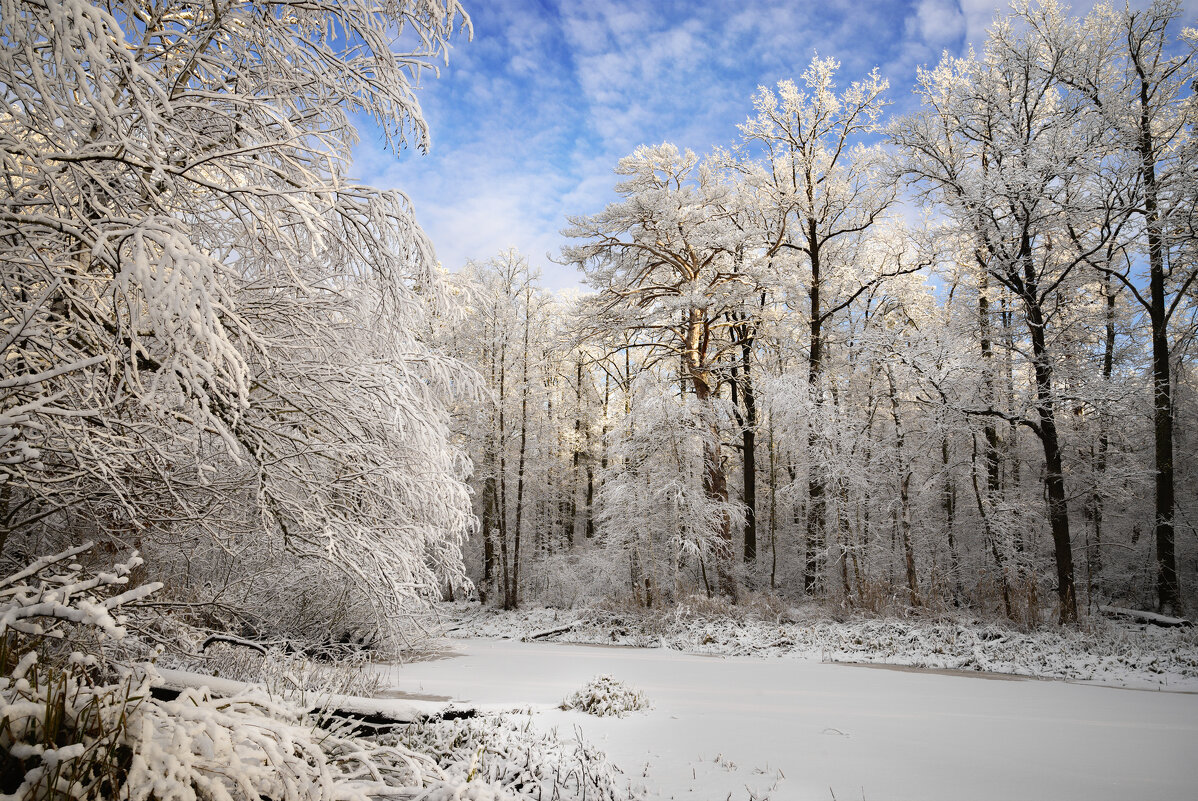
[563,675,651,717]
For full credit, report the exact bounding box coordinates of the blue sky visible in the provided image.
[351,0,1198,290]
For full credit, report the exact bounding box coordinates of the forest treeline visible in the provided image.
[1,0,1194,650]
[442,1,1198,624]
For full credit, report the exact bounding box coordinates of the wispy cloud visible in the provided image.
[351,0,1198,289]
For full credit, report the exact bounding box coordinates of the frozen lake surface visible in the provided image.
[385,637,1198,800]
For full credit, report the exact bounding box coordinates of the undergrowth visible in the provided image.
[0,545,638,800]
[444,600,1198,687]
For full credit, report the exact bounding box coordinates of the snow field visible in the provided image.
[388,636,1198,801]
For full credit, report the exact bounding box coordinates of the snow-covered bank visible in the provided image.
[434,602,1198,690]
[388,637,1198,801]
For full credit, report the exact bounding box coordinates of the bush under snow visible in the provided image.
[562,675,651,717]
[0,545,516,801]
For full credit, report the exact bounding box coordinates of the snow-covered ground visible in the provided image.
[385,637,1198,801]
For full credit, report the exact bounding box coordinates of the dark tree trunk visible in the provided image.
[972,434,1013,618]
[510,288,532,610]
[1088,276,1116,601]
[740,326,758,564]
[727,312,759,565]
[584,465,595,540]
[569,355,583,548]
[768,429,778,590]
[806,227,825,594]
[679,303,735,598]
[1018,253,1077,623]
[1135,69,1181,613]
[481,475,496,603]
[942,434,961,606]
[979,270,1002,502]
[691,366,734,597]
[1001,294,1023,555]
[497,340,510,609]
[886,367,919,607]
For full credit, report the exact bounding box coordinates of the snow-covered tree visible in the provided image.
[891,1,1124,621]
[735,57,926,593]
[1,0,474,639]
[563,144,755,597]
[597,372,744,604]
[1056,0,1198,614]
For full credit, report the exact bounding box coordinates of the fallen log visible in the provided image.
[1098,605,1193,628]
[153,667,475,735]
[521,621,578,641]
[442,609,486,634]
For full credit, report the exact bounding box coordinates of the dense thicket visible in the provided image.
[0,0,474,646]
[447,0,1198,622]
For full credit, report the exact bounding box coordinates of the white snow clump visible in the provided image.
[562,675,651,717]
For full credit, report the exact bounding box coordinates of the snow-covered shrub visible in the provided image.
[521,552,629,609]
[1,0,476,657]
[0,544,488,801]
[562,675,650,717]
[395,713,638,800]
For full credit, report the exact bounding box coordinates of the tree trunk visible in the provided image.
[687,308,734,598]
[692,369,734,597]
[806,231,826,594]
[545,385,555,557]
[1001,293,1023,555]
[1019,266,1077,623]
[569,354,583,548]
[942,434,962,606]
[972,434,1013,618]
[481,473,496,603]
[978,269,1002,505]
[497,339,510,609]
[1135,70,1181,613]
[480,327,498,603]
[886,366,919,607]
[510,287,532,610]
[1088,275,1116,601]
[769,427,778,590]
[739,320,758,563]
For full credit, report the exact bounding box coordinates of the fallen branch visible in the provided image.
[200,633,272,654]
[1098,605,1193,628]
[521,621,579,641]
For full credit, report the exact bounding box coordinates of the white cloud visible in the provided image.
[916,0,966,43]
[354,0,1198,292]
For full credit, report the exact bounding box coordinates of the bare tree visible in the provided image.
[892,2,1121,621]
